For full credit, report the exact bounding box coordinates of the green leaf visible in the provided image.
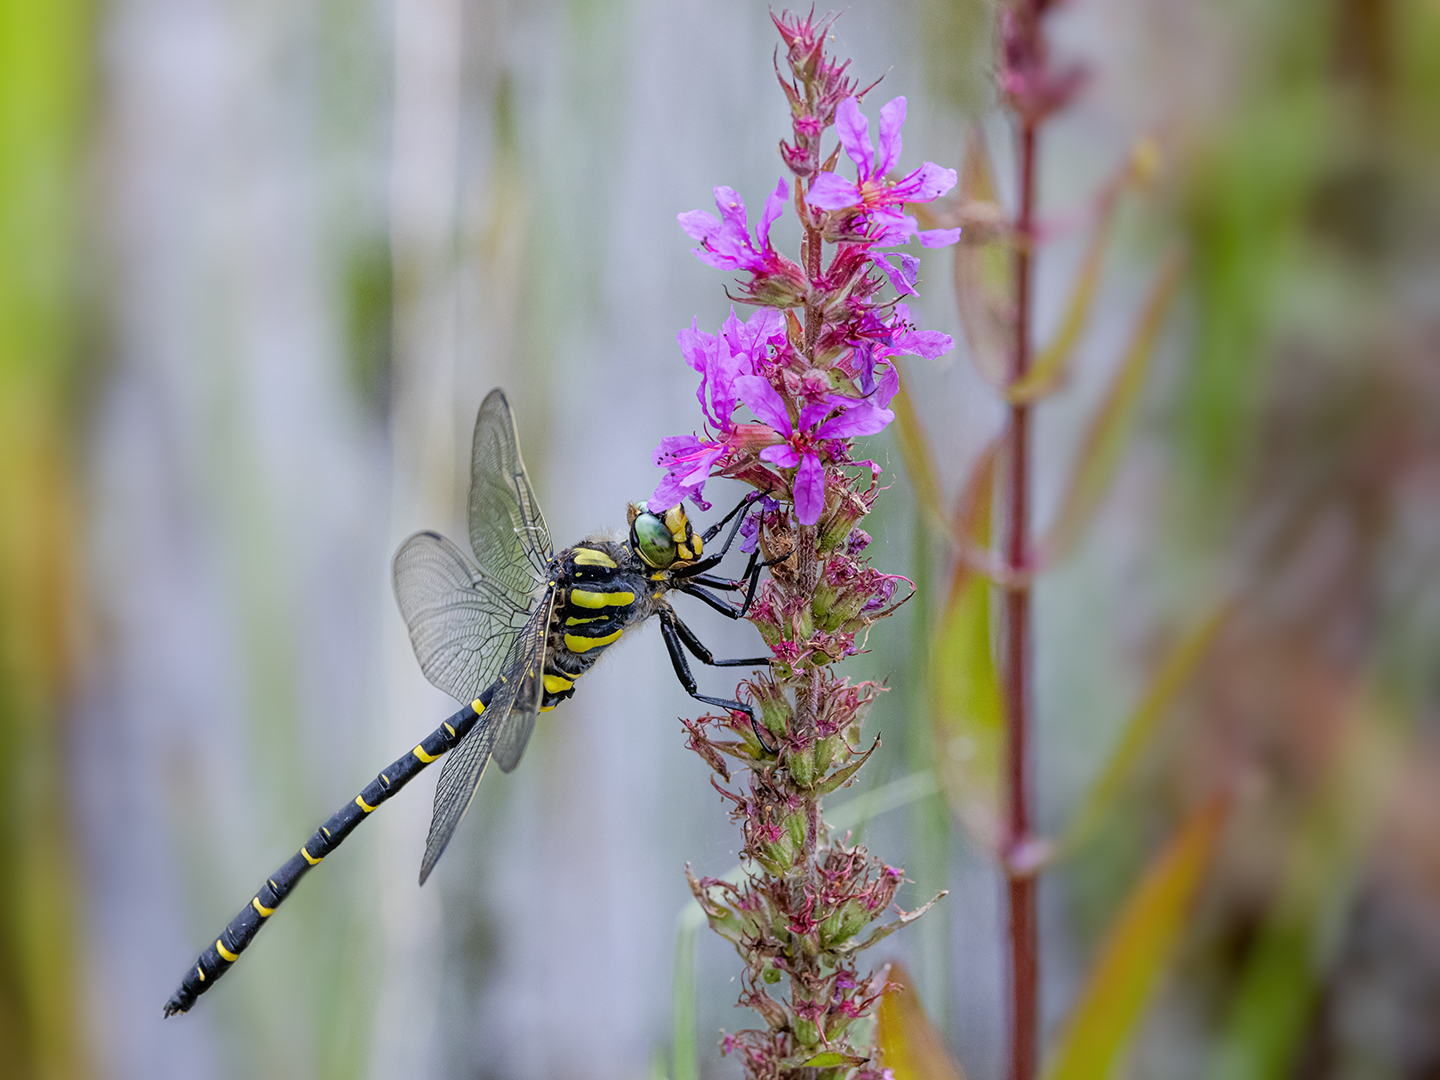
[1040,250,1186,564]
[890,375,946,529]
[1043,797,1229,1080]
[952,128,1015,388]
[1007,192,1116,405]
[876,962,971,1080]
[812,736,879,796]
[1008,138,1162,405]
[930,441,1005,853]
[801,1051,868,1067]
[1061,602,1232,854]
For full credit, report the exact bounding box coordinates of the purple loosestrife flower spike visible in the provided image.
[664,16,950,1074]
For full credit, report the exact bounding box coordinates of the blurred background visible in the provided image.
[2,0,1439,1077]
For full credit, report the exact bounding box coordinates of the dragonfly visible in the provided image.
[163,388,778,1016]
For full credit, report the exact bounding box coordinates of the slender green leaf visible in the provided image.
[1009,138,1162,405]
[1044,797,1229,1080]
[931,441,1005,853]
[1040,250,1186,563]
[890,376,946,528]
[876,962,970,1080]
[1007,194,1117,404]
[1062,602,1232,853]
[953,128,1014,387]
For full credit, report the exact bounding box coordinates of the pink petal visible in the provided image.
[807,173,863,211]
[761,443,802,468]
[833,97,874,181]
[735,375,793,437]
[918,226,963,248]
[894,161,958,203]
[876,96,906,176]
[676,208,719,243]
[793,452,826,525]
[758,178,788,247]
[815,402,893,439]
[876,362,900,408]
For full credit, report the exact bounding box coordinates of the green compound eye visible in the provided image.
[632,512,678,569]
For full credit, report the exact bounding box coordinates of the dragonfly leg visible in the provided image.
[678,543,792,620]
[659,609,776,754]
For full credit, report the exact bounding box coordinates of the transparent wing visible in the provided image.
[491,585,553,774]
[392,531,533,706]
[469,388,553,597]
[418,585,554,884]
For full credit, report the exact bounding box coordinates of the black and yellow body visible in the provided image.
[163,390,775,1017]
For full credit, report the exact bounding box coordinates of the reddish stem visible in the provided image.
[1005,117,1039,1080]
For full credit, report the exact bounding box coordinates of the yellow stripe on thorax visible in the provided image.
[572,547,618,568]
[570,589,634,609]
[543,673,574,693]
[565,628,623,653]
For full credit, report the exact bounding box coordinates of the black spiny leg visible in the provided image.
[658,608,777,754]
[676,492,761,578]
[681,546,793,620]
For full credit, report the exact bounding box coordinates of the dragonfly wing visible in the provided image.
[417,586,554,884]
[468,389,553,595]
[393,530,532,706]
[491,585,555,774]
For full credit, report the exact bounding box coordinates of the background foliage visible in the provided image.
[0,1,1437,1078]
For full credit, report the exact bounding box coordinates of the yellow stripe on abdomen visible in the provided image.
[572,548,618,568]
[570,589,634,609]
[565,629,623,653]
[216,939,239,963]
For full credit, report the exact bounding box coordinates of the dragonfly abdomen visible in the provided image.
[162,693,490,1016]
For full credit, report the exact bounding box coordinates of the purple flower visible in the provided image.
[649,435,726,512]
[678,181,810,306]
[807,96,963,248]
[680,307,785,433]
[739,494,782,554]
[679,181,787,272]
[736,376,893,525]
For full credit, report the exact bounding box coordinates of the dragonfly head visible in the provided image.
[627,502,703,571]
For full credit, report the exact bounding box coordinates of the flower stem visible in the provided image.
[1005,116,1039,1080]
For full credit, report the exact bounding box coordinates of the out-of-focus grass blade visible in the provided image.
[1061,602,1231,854]
[1204,693,1397,1080]
[1039,250,1186,564]
[930,442,1005,854]
[1043,796,1230,1080]
[671,899,700,1080]
[890,376,946,529]
[876,961,970,1080]
[0,0,91,1076]
[953,128,1014,388]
